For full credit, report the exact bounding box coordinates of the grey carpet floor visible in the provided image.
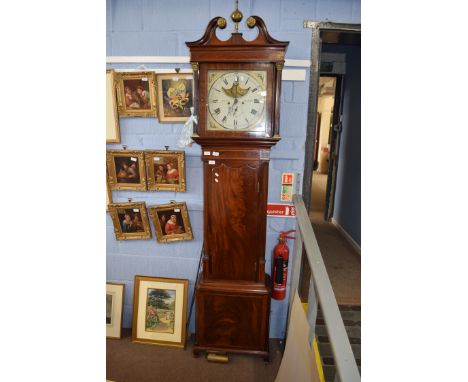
[107,330,282,382]
[309,172,361,305]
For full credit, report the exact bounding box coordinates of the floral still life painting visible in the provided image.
[156,74,193,122]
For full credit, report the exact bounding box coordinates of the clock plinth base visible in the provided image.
[194,275,271,360]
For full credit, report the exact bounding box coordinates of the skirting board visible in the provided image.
[330,218,361,256]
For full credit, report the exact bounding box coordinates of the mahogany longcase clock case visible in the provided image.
[187,13,288,361]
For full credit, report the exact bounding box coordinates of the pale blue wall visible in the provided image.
[106,0,360,338]
[323,43,361,246]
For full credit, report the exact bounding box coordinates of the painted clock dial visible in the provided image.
[207,70,267,131]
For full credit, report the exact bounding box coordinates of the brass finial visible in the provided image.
[217,17,226,29]
[231,0,243,32]
[246,16,256,28]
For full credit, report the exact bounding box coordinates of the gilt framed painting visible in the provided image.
[145,150,186,192]
[107,150,147,191]
[148,202,193,243]
[156,73,193,122]
[106,282,125,339]
[115,72,157,118]
[132,275,188,348]
[108,202,152,240]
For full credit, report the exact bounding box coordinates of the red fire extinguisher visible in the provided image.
[272,230,295,300]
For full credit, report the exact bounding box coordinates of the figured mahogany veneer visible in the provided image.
[187,15,288,360]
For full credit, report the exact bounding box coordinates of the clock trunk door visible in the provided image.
[205,160,263,281]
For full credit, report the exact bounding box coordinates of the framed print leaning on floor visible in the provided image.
[132,275,188,348]
[106,283,125,339]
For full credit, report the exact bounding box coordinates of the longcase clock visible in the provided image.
[187,9,288,361]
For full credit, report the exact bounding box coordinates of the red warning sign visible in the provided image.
[267,203,296,218]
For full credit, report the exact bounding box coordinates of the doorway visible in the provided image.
[302,23,360,217]
[300,23,361,306]
[310,75,338,221]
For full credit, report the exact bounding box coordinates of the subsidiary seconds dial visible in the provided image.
[207,71,266,131]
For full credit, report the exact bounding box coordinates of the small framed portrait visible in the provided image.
[107,282,125,339]
[132,275,188,348]
[115,72,157,117]
[145,150,186,192]
[107,150,147,191]
[106,69,121,143]
[148,202,193,243]
[156,73,194,122]
[108,202,152,240]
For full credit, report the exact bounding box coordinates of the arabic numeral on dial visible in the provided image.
[251,109,257,115]
[212,99,218,103]
[234,119,238,127]
[251,88,258,93]
[222,116,227,123]
[223,78,228,85]
[254,99,260,103]
[214,108,220,115]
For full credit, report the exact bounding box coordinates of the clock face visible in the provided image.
[207,70,267,132]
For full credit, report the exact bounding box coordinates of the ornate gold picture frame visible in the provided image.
[115,71,157,117]
[107,282,125,339]
[108,202,152,240]
[106,69,121,143]
[156,73,194,123]
[106,173,112,211]
[148,202,193,243]
[132,275,188,348]
[107,150,147,191]
[145,150,186,192]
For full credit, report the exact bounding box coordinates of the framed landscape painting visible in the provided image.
[132,275,188,348]
[107,150,147,191]
[156,73,193,122]
[115,71,157,118]
[106,283,125,339]
[108,202,152,240]
[145,150,186,192]
[148,202,193,243]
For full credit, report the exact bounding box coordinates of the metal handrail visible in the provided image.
[290,194,360,382]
